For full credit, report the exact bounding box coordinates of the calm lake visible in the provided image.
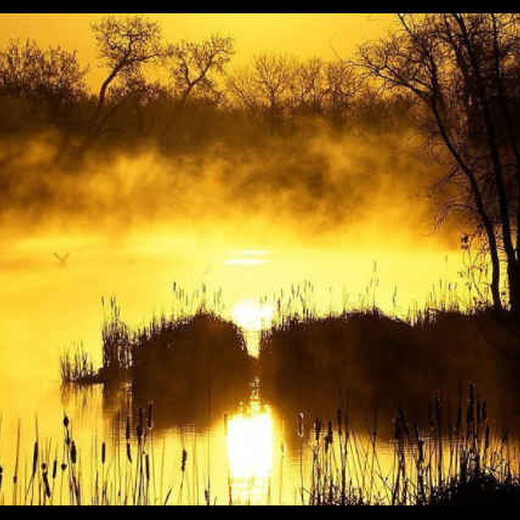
[0,229,463,504]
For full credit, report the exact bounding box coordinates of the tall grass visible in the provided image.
[305,386,520,505]
[59,264,497,388]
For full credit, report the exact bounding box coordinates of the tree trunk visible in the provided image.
[430,97,503,311]
[507,260,520,314]
[488,229,503,312]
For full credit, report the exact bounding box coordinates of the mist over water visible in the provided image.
[0,120,466,437]
[0,102,472,506]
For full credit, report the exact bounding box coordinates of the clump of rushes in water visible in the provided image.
[60,343,98,385]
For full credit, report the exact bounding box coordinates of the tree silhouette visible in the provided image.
[324,60,363,126]
[359,14,520,313]
[168,34,234,105]
[288,58,327,115]
[90,16,166,137]
[227,54,295,131]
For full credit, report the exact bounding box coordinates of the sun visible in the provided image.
[231,300,274,330]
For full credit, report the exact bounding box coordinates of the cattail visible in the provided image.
[314,418,322,443]
[325,420,333,451]
[126,442,132,463]
[42,463,51,499]
[478,400,483,423]
[31,442,39,477]
[70,441,77,464]
[393,417,399,441]
[61,462,67,472]
[145,453,150,482]
[469,383,475,404]
[63,413,69,429]
[413,423,420,443]
[52,459,57,480]
[181,449,187,472]
[417,439,424,465]
[125,416,131,442]
[101,442,106,465]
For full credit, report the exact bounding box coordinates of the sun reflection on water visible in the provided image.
[226,394,275,504]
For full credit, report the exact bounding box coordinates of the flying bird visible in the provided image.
[54,252,70,267]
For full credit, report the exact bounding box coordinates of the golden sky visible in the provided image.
[0,13,397,88]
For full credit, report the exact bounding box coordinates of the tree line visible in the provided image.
[0,16,412,147]
[1,14,520,315]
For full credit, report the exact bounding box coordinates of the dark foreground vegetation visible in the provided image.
[306,385,520,506]
[4,386,520,504]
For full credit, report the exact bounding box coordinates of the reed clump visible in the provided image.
[60,292,254,428]
[259,308,520,432]
[132,312,254,425]
[60,343,98,386]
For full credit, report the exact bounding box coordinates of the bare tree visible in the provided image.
[359,13,520,313]
[288,58,327,115]
[324,60,363,125]
[227,54,295,130]
[226,68,261,112]
[90,16,166,136]
[168,34,234,105]
[253,54,294,120]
